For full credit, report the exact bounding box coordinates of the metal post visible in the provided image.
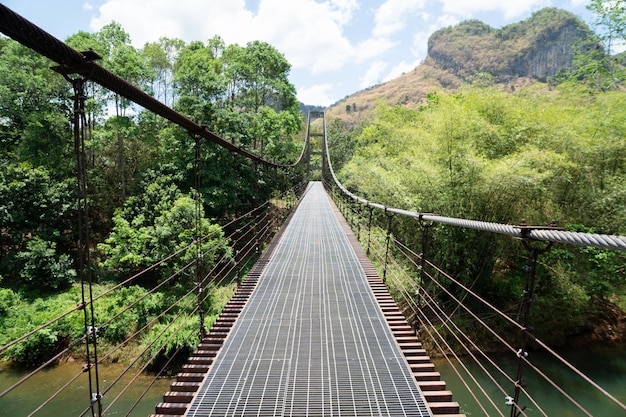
[356,204,363,242]
[418,219,433,308]
[306,115,312,182]
[383,209,393,284]
[321,113,327,180]
[366,206,374,256]
[232,152,239,217]
[509,234,552,417]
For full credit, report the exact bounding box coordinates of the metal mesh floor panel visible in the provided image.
[187,182,432,417]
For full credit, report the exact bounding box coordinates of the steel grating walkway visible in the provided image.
[187,182,432,417]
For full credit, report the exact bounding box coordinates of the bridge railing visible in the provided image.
[318,110,626,417]
[0,5,310,416]
[0,181,306,416]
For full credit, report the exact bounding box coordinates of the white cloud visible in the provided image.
[83,2,93,11]
[354,37,399,62]
[91,0,256,46]
[254,0,355,74]
[91,0,358,75]
[329,0,360,25]
[439,0,550,20]
[569,0,588,7]
[373,0,427,38]
[359,60,388,88]
[297,83,337,107]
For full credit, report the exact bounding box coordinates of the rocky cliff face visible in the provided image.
[427,8,598,82]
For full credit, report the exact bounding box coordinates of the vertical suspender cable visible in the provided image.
[194,136,207,341]
[70,76,102,417]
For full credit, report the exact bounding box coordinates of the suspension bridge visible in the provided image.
[1,5,626,417]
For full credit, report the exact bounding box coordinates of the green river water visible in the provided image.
[1,344,625,416]
[0,362,172,417]
[434,343,626,416]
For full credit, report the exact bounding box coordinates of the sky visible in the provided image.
[3,0,594,106]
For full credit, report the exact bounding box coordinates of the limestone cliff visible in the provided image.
[427,8,598,82]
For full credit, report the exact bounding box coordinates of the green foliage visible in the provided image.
[142,314,197,369]
[17,237,76,290]
[0,40,73,173]
[96,286,164,343]
[1,288,84,367]
[339,85,626,342]
[6,328,61,368]
[0,287,18,318]
[0,284,169,367]
[326,117,357,170]
[0,21,302,370]
[98,171,231,283]
[0,162,74,281]
[563,0,626,90]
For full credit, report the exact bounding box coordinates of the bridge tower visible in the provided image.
[306,110,326,181]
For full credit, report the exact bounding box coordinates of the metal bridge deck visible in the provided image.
[186,182,432,417]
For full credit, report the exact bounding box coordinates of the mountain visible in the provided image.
[326,7,598,127]
[427,8,596,82]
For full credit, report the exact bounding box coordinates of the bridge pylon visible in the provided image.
[306,110,326,181]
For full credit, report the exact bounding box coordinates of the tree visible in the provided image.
[0,163,74,260]
[98,170,231,284]
[0,40,73,175]
[588,0,626,56]
[339,85,626,343]
[174,38,225,121]
[17,237,76,290]
[326,117,357,171]
[142,37,185,107]
[571,0,626,89]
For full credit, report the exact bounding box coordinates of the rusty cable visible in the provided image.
[0,4,306,170]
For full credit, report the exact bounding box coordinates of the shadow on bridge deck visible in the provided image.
[151,182,464,417]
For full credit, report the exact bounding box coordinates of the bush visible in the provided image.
[5,328,64,368]
[17,237,76,290]
[0,287,18,318]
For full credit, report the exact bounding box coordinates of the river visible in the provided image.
[0,361,172,417]
[1,345,625,416]
[433,343,626,416]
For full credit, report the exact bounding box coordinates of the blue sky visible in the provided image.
[4,0,593,106]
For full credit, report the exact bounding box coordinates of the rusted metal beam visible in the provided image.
[0,4,300,169]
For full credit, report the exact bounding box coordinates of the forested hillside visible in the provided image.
[328,2,626,345]
[0,24,304,365]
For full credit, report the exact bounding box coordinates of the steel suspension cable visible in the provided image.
[383,232,600,416]
[29,278,195,416]
[0,4,307,170]
[409,286,511,417]
[420,245,626,411]
[320,113,626,251]
[367,236,519,413]
[384,252,543,416]
[369,233,560,417]
[123,320,200,416]
[424,260,594,414]
[99,293,201,416]
[16,201,267,413]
